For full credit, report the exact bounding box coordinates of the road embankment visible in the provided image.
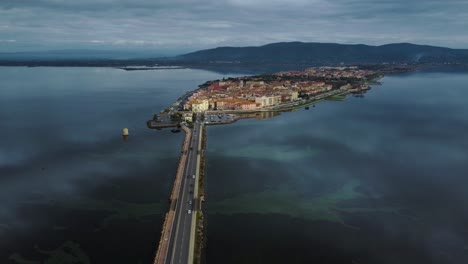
[153,126,191,264]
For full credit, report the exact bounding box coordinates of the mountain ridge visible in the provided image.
[174,42,468,64]
[1,42,468,65]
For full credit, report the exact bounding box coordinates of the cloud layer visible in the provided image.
[1,0,468,53]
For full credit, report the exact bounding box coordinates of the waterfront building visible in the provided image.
[239,102,258,110]
[191,99,209,113]
[214,99,240,110]
[290,91,299,100]
[255,95,282,107]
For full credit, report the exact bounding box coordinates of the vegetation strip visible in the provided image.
[193,125,207,263]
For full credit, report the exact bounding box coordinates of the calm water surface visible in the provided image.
[0,67,239,264]
[1,67,468,264]
[205,72,468,264]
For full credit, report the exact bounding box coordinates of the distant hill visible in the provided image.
[2,42,468,67]
[0,49,172,61]
[174,42,468,65]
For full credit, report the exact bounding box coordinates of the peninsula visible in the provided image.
[149,65,384,129]
[149,65,384,264]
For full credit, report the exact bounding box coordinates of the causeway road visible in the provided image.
[166,115,202,264]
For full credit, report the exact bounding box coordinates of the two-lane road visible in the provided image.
[166,116,202,264]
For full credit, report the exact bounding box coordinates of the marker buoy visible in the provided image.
[122,128,129,141]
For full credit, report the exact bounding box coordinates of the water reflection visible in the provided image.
[205,72,468,264]
[0,67,244,263]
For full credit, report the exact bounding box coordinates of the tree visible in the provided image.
[170,113,182,122]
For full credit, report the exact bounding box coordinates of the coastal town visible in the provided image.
[148,66,381,125]
[183,66,378,113]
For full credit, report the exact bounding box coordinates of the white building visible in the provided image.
[290,91,299,100]
[191,99,209,113]
[255,95,282,107]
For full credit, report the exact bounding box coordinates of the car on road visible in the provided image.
[188,200,192,205]
[192,174,195,179]
[188,209,191,214]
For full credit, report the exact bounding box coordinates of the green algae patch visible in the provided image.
[9,254,40,264]
[210,179,403,224]
[210,179,362,223]
[218,144,320,162]
[10,241,90,264]
[22,198,164,228]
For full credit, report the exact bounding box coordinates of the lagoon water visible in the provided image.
[1,67,468,264]
[204,72,468,264]
[0,67,235,263]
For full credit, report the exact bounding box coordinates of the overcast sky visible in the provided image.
[1,0,468,54]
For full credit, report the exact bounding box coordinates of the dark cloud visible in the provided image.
[1,0,467,53]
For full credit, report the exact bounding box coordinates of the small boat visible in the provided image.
[171,129,181,133]
[305,106,310,110]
